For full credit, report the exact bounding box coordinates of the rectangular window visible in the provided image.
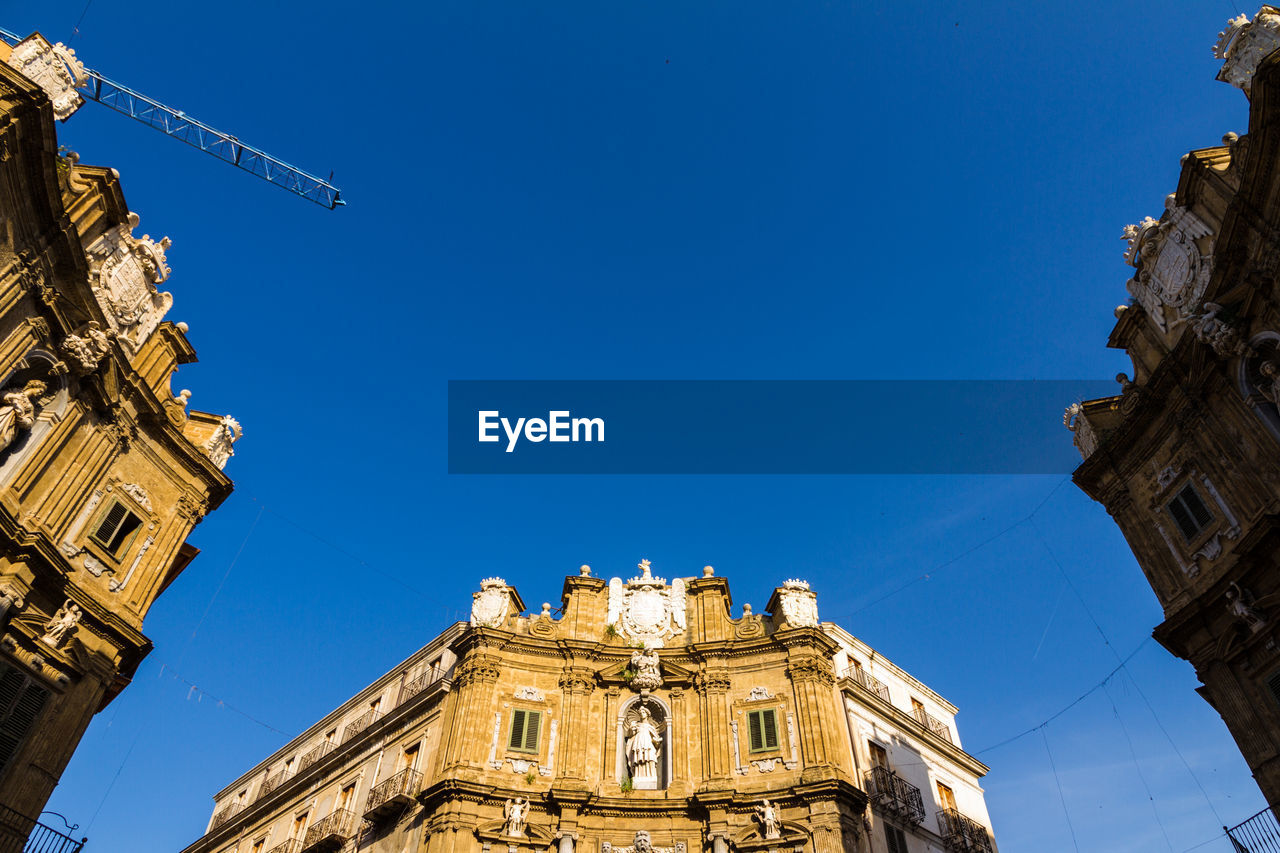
[0,663,50,774]
[89,501,142,556]
[337,782,356,812]
[251,839,265,853]
[869,741,889,770]
[746,708,780,753]
[401,743,420,772]
[290,812,308,839]
[1167,483,1214,542]
[884,824,908,853]
[508,709,541,753]
[937,781,956,811]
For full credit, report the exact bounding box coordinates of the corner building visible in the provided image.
[184,564,996,853]
[1068,6,1280,812]
[0,32,239,838]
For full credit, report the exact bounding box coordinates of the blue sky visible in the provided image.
[7,1,1269,850]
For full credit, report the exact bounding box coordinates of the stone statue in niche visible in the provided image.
[755,799,782,840]
[625,703,664,789]
[0,381,46,454]
[41,600,81,648]
[629,645,662,692]
[503,797,528,837]
[1227,583,1267,633]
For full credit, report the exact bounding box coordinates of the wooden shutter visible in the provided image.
[523,711,540,751]
[884,825,907,853]
[0,664,49,773]
[1267,670,1280,706]
[761,709,778,749]
[93,502,128,545]
[508,710,527,750]
[747,710,764,752]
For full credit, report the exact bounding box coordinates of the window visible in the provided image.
[336,782,356,813]
[884,823,908,853]
[937,781,957,811]
[400,743,420,772]
[250,839,265,853]
[324,728,337,744]
[869,741,889,770]
[290,812,308,840]
[746,708,779,753]
[508,709,541,753]
[0,663,49,774]
[89,501,142,556]
[1167,483,1214,542]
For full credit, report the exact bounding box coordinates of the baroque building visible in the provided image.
[1067,5,1280,811]
[181,564,996,853]
[0,31,239,839]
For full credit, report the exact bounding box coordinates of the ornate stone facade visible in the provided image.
[0,40,236,837]
[182,566,998,853]
[1071,5,1280,810]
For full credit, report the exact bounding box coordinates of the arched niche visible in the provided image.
[616,694,672,791]
[1237,332,1280,442]
[0,348,70,485]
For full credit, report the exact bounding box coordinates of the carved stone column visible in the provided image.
[786,652,838,775]
[695,668,732,782]
[557,668,595,783]
[441,651,502,770]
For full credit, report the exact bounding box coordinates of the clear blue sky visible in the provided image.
[9,1,1267,850]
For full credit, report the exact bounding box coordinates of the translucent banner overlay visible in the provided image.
[447,380,1116,474]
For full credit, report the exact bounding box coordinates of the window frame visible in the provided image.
[1166,482,1215,543]
[746,707,780,754]
[883,823,908,853]
[86,499,144,559]
[507,708,542,754]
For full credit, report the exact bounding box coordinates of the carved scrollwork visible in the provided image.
[558,671,595,693]
[456,659,503,686]
[694,671,731,694]
[787,656,835,686]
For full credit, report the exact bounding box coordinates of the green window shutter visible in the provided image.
[508,710,527,750]
[92,502,128,546]
[523,711,540,751]
[0,664,48,774]
[761,709,779,749]
[747,710,764,752]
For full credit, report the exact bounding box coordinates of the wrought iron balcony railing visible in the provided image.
[258,768,291,801]
[342,708,381,744]
[864,766,925,826]
[847,667,892,704]
[301,809,356,853]
[298,740,336,773]
[210,801,244,830]
[265,840,303,853]
[364,768,422,822]
[1228,805,1280,852]
[0,805,85,853]
[399,666,444,703]
[937,807,993,852]
[913,706,952,743]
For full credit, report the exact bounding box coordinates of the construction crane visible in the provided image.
[0,26,343,209]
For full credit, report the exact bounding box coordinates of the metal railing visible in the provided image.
[298,741,336,773]
[210,801,244,830]
[1228,805,1280,852]
[265,841,302,853]
[365,768,422,818]
[258,768,290,801]
[0,806,85,853]
[913,706,953,743]
[399,666,444,703]
[864,766,925,825]
[938,807,993,852]
[848,667,892,704]
[342,709,381,744]
[301,809,356,851]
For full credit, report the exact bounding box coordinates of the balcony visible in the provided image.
[210,801,244,830]
[364,768,422,822]
[864,766,925,826]
[937,808,993,852]
[301,809,356,853]
[258,769,290,801]
[399,666,443,703]
[266,841,303,853]
[298,741,336,773]
[847,667,892,704]
[912,706,952,743]
[342,708,381,744]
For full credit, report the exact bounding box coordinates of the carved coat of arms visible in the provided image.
[84,213,174,350]
[607,560,686,648]
[1122,203,1213,332]
[471,577,511,628]
[777,579,819,628]
[5,34,87,121]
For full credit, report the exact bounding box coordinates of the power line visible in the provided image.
[1043,728,1082,853]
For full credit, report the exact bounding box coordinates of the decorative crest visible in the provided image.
[83,212,174,350]
[1214,6,1280,93]
[5,34,87,121]
[471,577,512,628]
[607,561,686,648]
[774,580,819,628]
[202,415,241,470]
[782,578,810,590]
[1123,199,1214,332]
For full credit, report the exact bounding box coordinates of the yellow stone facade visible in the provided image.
[0,44,236,837]
[185,566,995,853]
